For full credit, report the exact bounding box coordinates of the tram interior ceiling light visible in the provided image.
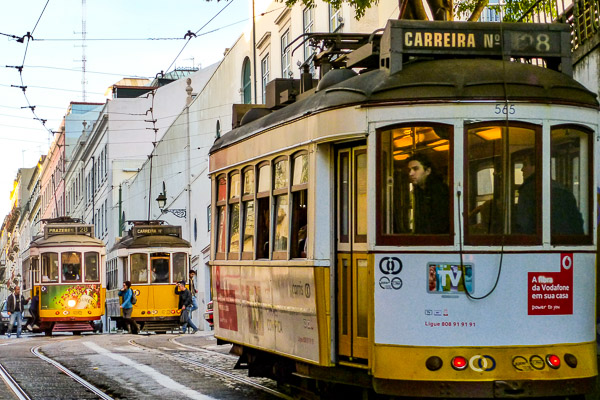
[474,127,502,141]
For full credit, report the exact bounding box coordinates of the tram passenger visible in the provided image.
[175,280,198,334]
[407,154,450,234]
[63,264,80,281]
[514,151,583,235]
[118,281,139,334]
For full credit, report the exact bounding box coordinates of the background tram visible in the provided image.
[21,217,105,335]
[208,20,598,399]
[106,221,191,333]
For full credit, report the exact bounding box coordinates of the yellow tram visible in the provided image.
[106,221,191,333]
[208,21,598,399]
[21,217,105,335]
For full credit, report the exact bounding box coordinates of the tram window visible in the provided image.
[291,153,308,258]
[242,168,255,259]
[23,259,31,290]
[273,158,289,258]
[217,175,227,202]
[215,174,228,259]
[550,126,590,242]
[229,172,241,258]
[216,206,227,256]
[379,124,452,244]
[256,163,271,259]
[466,123,539,244]
[151,253,170,283]
[131,253,148,284]
[173,252,187,283]
[84,252,99,282]
[62,252,82,282]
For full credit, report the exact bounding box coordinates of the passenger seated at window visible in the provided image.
[63,265,80,281]
[514,151,583,235]
[407,154,450,234]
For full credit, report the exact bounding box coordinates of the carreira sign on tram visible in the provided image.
[527,253,573,315]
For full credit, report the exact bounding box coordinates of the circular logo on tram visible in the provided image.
[379,257,402,275]
[470,355,496,372]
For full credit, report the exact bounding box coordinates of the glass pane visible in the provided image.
[230,174,240,199]
[356,259,369,338]
[258,164,271,193]
[243,200,255,252]
[62,252,82,282]
[340,152,349,241]
[229,203,240,253]
[131,253,148,284]
[292,190,308,258]
[217,175,227,201]
[151,253,169,283]
[551,127,587,235]
[173,253,187,283]
[243,169,254,195]
[274,159,288,190]
[355,151,367,238]
[465,125,537,236]
[217,206,226,253]
[293,154,308,185]
[257,198,270,258]
[381,125,451,235]
[42,252,59,283]
[274,194,289,252]
[84,252,99,282]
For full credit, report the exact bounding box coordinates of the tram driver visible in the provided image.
[407,154,450,234]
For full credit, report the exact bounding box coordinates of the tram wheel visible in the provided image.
[44,329,52,336]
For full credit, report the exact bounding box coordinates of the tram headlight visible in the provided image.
[451,356,468,371]
[546,354,561,369]
[67,299,77,308]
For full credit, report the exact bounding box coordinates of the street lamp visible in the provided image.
[155,190,186,219]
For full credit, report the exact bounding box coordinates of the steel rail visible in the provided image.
[129,338,293,400]
[31,345,114,400]
[0,362,31,400]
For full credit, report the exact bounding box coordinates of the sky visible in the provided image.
[0,0,253,219]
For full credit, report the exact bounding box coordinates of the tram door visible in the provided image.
[336,145,369,361]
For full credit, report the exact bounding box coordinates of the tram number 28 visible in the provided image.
[511,33,554,53]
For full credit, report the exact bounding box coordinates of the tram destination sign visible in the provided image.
[133,225,182,238]
[45,225,93,238]
[380,20,572,75]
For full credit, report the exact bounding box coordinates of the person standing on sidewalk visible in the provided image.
[118,281,139,334]
[6,286,29,338]
[175,280,198,334]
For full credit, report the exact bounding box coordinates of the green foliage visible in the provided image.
[283,0,378,19]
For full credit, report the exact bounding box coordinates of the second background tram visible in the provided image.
[106,221,191,333]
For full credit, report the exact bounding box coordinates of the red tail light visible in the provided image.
[546,355,561,369]
[451,356,468,370]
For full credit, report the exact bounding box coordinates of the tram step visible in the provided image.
[52,322,93,332]
[141,321,179,333]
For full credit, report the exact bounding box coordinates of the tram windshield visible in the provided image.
[151,253,170,283]
[131,253,148,284]
[85,252,100,282]
[379,124,452,241]
[173,252,187,282]
[41,252,59,282]
[62,252,82,282]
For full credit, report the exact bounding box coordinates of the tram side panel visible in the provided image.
[213,264,330,365]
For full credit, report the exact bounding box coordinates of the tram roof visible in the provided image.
[210,58,598,153]
[30,234,105,248]
[110,234,191,251]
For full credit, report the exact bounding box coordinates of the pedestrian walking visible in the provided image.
[6,286,29,338]
[118,281,139,334]
[174,280,198,334]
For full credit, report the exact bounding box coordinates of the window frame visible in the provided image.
[241,166,256,260]
[228,171,241,260]
[256,161,272,259]
[272,156,290,260]
[215,174,228,260]
[291,151,308,258]
[376,123,454,246]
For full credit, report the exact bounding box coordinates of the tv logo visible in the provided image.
[428,263,473,294]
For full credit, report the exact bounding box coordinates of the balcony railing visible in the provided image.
[517,0,599,50]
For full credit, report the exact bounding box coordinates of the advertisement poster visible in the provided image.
[374,253,594,347]
[40,284,101,310]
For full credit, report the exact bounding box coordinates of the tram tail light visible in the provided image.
[451,356,468,370]
[425,356,443,371]
[546,355,561,369]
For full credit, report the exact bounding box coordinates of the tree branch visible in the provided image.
[468,0,490,21]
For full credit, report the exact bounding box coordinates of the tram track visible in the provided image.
[30,345,114,400]
[129,336,293,400]
[0,362,30,400]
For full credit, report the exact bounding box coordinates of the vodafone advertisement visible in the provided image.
[374,252,595,347]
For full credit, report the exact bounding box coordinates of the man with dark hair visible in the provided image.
[175,280,198,334]
[118,281,139,334]
[6,286,29,338]
[515,151,583,235]
[407,154,450,234]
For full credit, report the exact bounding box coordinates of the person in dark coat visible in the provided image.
[27,291,39,330]
[407,154,450,234]
[6,286,29,338]
[514,152,583,235]
[175,280,198,334]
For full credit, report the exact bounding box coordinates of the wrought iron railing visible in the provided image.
[517,0,600,50]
